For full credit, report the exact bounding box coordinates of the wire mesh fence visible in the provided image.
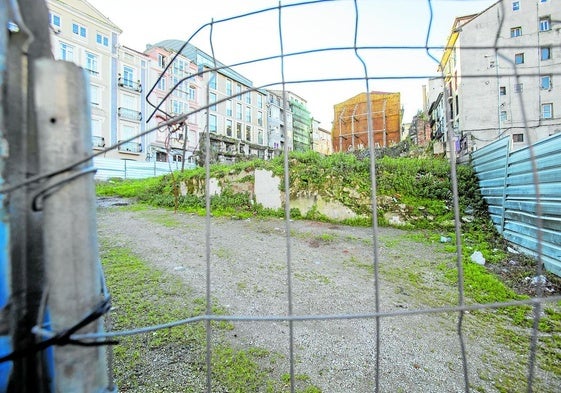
[98,1,559,392]
[5,0,561,392]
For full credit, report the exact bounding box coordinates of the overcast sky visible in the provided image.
[88,0,497,128]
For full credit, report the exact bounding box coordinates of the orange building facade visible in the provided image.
[331,92,401,152]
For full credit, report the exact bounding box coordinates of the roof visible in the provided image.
[51,0,122,32]
[149,39,253,87]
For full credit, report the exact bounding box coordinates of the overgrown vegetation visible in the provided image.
[97,149,561,386]
[101,243,320,392]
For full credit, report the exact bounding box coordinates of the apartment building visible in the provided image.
[266,90,294,155]
[115,46,150,158]
[309,118,333,155]
[332,92,401,152]
[47,0,151,161]
[434,0,561,156]
[47,1,318,164]
[290,94,312,152]
[148,40,270,164]
[144,44,202,164]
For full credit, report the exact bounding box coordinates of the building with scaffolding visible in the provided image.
[332,92,401,152]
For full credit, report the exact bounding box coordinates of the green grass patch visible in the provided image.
[100,241,320,392]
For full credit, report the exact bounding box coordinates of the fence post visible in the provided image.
[34,59,109,392]
[0,2,12,390]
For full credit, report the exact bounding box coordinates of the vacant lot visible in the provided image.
[97,202,560,393]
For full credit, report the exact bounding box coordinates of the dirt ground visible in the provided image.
[96,199,561,393]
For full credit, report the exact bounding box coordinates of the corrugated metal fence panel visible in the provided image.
[471,137,510,231]
[472,133,561,277]
[503,133,561,277]
[93,157,196,181]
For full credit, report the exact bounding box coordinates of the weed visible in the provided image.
[100,241,321,392]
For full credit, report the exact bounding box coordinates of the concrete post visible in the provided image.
[34,59,109,393]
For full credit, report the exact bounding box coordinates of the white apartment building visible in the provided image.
[267,90,294,155]
[48,0,151,161]
[435,0,560,156]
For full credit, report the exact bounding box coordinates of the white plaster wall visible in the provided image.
[254,169,282,209]
[209,177,221,196]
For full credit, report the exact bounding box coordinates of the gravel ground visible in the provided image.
[97,200,560,392]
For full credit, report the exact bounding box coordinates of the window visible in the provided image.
[541,46,551,60]
[59,42,74,61]
[226,119,233,136]
[245,106,251,122]
[122,66,134,87]
[86,52,99,76]
[157,77,166,91]
[539,16,551,31]
[245,92,251,104]
[91,119,102,138]
[96,33,109,47]
[542,103,553,119]
[226,100,233,116]
[236,122,242,139]
[257,111,263,126]
[541,75,551,90]
[226,79,232,96]
[90,84,101,106]
[510,27,522,37]
[121,94,137,110]
[500,111,508,122]
[209,92,217,111]
[500,86,506,95]
[172,58,188,75]
[72,23,87,38]
[171,100,187,115]
[189,86,196,101]
[121,124,137,140]
[258,129,264,144]
[209,114,217,133]
[209,72,216,89]
[512,1,520,10]
[245,125,252,141]
[49,12,61,27]
[514,83,523,93]
[236,84,242,97]
[512,133,524,142]
[158,54,166,68]
[257,94,263,109]
[514,53,524,64]
[236,103,242,120]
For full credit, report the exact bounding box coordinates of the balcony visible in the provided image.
[118,77,142,93]
[92,135,105,148]
[118,107,142,122]
[118,140,143,154]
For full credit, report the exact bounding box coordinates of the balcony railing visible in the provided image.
[117,77,142,92]
[92,135,105,148]
[118,140,143,153]
[118,107,142,121]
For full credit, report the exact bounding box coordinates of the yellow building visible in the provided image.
[332,92,401,152]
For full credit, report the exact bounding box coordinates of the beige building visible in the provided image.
[47,0,151,161]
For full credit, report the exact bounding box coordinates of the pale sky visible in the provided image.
[88,0,497,129]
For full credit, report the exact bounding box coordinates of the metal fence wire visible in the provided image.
[8,0,561,392]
